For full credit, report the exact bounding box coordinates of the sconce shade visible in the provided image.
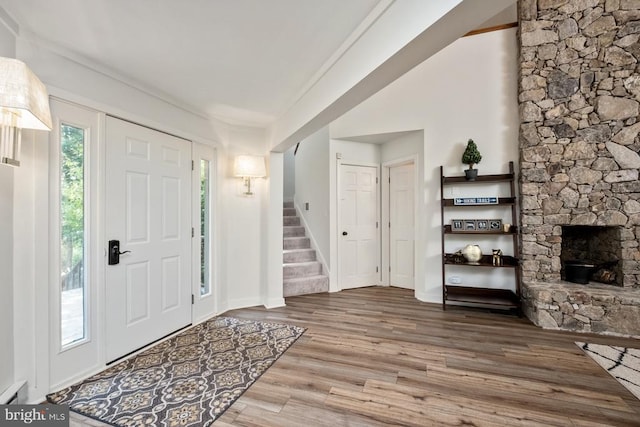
[0,57,52,131]
[233,155,266,178]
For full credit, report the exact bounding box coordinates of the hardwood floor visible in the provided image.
[71,286,640,426]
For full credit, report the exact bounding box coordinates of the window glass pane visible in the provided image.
[200,159,211,296]
[60,124,86,347]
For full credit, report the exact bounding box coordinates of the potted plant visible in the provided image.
[461,139,482,180]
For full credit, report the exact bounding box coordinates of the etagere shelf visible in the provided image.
[440,161,521,313]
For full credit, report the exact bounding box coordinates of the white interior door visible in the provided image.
[339,164,380,289]
[105,117,192,362]
[390,163,415,289]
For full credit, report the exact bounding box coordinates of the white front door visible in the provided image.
[105,117,192,362]
[390,163,415,289]
[339,164,380,289]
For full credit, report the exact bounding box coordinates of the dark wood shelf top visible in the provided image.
[442,173,514,184]
[444,285,519,309]
[444,253,518,267]
[443,225,517,235]
[442,197,515,207]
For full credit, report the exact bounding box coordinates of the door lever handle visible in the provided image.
[108,240,131,265]
[342,231,348,236]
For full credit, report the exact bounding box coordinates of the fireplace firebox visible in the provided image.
[561,226,622,286]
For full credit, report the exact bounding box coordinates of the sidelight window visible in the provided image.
[60,123,87,347]
[200,159,211,296]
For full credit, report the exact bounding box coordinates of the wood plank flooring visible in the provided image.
[71,286,640,426]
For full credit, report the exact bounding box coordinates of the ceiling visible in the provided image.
[0,0,381,126]
[0,1,517,130]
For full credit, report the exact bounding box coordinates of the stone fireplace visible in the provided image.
[518,0,640,336]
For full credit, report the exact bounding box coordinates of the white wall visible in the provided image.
[219,125,271,311]
[269,0,515,150]
[331,28,519,302]
[294,127,331,269]
[0,18,16,398]
[0,167,14,397]
[283,146,295,202]
[381,132,423,164]
[17,39,221,145]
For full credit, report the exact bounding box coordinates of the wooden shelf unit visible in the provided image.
[440,161,521,313]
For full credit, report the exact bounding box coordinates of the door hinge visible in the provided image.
[389,222,391,228]
[192,227,195,238]
[376,266,379,273]
[376,221,379,228]
[191,160,194,171]
[376,177,379,184]
[192,294,195,305]
[389,177,391,183]
[389,266,391,272]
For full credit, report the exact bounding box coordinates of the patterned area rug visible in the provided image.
[48,317,305,426]
[577,342,640,401]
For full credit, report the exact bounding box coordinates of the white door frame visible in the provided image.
[381,155,418,288]
[192,143,218,323]
[47,98,105,389]
[336,160,381,291]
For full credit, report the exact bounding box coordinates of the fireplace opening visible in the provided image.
[560,225,622,286]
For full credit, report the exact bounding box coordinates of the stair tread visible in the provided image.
[283,248,315,253]
[283,274,328,283]
[283,260,321,267]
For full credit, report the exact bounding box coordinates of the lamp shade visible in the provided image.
[233,155,266,178]
[0,57,52,130]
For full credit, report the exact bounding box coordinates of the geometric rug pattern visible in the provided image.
[47,317,305,427]
[577,342,640,401]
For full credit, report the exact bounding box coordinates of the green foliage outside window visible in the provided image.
[60,125,85,276]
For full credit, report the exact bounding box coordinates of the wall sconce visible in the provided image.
[0,57,52,167]
[233,154,266,195]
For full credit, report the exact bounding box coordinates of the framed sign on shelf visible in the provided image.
[450,219,502,232]
[453,197,498,206]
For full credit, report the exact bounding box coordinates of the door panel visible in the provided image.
[126,172,149,242]
[390,163,415,289]
[339,164,380,289]
[126,262,150,324]
[105,117,191,362]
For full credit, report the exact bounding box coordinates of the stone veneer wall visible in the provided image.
[518,0,640,336]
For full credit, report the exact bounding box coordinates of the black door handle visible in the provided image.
[108,240,131,265]
[342,231,348,236]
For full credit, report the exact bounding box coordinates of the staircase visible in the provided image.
[283,202,329,297]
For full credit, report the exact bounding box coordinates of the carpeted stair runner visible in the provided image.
[283,202,329,297]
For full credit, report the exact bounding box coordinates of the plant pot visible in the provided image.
[464,168,478,181]
[564,260,596,284]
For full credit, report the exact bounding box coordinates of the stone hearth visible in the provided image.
[518,0,640,337]
[523,281,640,335]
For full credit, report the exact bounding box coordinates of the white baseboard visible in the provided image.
[264,297,286,308]
[224,297,262,313]
[0,380,27,404]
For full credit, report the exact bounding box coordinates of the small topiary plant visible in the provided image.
[461,139,482,170]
